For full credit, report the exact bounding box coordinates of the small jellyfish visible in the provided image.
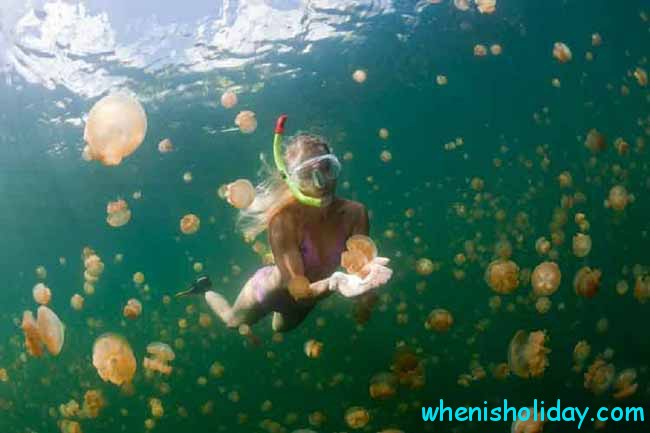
[475,0,496,14]
[352,69,367,83]
[380,150,392,163]
[59,420,82,433]
[143,342,175,375]
[158,138,173,153]
[415,258,435,276]
[92,333,137,386]
[235,110,257,134]
[70,294,84,311]
[485,259,520,294]
[369,372,398,400]
[605,185,631,211]
[535,297,551,314]
[507,330,550,378]
[133,272,145,285]
[225,179,256,209]
[572,233,592,258]
[490,44,502,55]
[591,33,602,47]
[473,44,488,57]
[83,93,147,166]
[531,261,562,297]
[535,237,551,255]
[633,67,648,87]
[424,308,453,333]
[511,409,545,433]
[35,265,47,279]
[454,0,470,11]
[37,306,65,356]
[572,340,591,372]
[183,171,193,183]
[584,128,606,153]
[436,75,448,86]
[391,346,425,389]
[633,274,650,303]
[21,311,44,357]
[180,214,200,235]
[552,42,572,63]
[584,358,615,395]
[220,90,238,109]
[378,128,389,139]
[612,369,638,399]
[106,199,131,228]
[574,266,601,298]
[304,339,323,358]
[123,299,142,319]
[33,283,52,305]
[344,406,370,429]
[209,361,225,378]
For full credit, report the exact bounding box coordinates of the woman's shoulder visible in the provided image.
[334,198,366,215]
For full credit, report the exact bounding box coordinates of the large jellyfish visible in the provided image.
[225,179,256,209]
[92,333,137,386]
[21,311,43,357]
[485,259,520,294]
[37,306,65,356]
[573,266,601,298]
[508,330,550,378]
[83,93,147,166]
[531,262,561,296]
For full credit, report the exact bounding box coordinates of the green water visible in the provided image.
[1,1,650,432]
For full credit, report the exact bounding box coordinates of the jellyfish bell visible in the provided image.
[21,311,44,357]
[234,110,257,134]
[352,69,367,83]
[531,262,561,296]
[485,259,520,294]
[424,308,454,333]
[32,283,52,305]
[158,138,173,153]
[605,185,630,211]
[476,0,497,14]
[123,299,142,319]
[584,358,615,395]
[220,91,238,108]
[584,128,606,153]
[508,330,550,378]
[369,372,398,400]
[147,342,175,362]
[552,42,572,63]
[288,275,311,301]
[225,179,256,209]
[92,333,137,386]
[511,409,544,433]
[574,266,601,298]
[344,406,370,429]
[303,339,323,358]
[36,306,65,356]
[572,233,592,257]
[106,199,131,227]
[341,235,377,277]
[83,93,147,166]
[180,214,201,235]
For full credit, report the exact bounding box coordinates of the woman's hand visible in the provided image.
[329,257,392,298]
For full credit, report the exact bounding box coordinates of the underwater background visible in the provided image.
[1,0,650,432]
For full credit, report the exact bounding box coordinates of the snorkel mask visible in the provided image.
[273,115,341,207]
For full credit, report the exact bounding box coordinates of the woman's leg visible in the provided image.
[271,304,315,333]
[205,266,281,328]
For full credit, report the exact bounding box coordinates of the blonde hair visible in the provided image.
[237,133,331,240]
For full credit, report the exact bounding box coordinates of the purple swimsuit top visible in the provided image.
[299,224,347,277]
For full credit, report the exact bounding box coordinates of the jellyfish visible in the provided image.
[424,308,453,333]
[380,150,392,163]
[37,306,64,356]
[454,0,470,11]
[158,138,173,153]
[572,340,591,372]
[605,185,631,211]
[220,90,238,108]
[35,265,47,279]
[21,311,43,357]
[584,128,606,152]
[378,128,389,139]
[415,258,435,276]
[490,44,502,55]
[352,69,367,83]
[552,42,572,63]
[341,235,377,277]
[106,199,131,228]
[70,294,84,311]
[59,420,82,433]
[507,330,550,378]
[84,254,104,277]
[288,275,311,301]
[572,233,592,257]
[485,259,520,294]
[123,299,142,319]
[530,262,561,297]
[436,74,448,86]
[475,0,496,14]
[473,44,488,56]
[143,342,175,375]
[32,283,52,305]
[209,361,225,378]
[345,406,370,429]
[81,390,105,419]
[83,93,147,166]
[584,358,615,395]
[574,266,601,298]
[225,179,256,209]
[511,409,545,433]
[534,297,551,314]
[92,333,137,386]
[304,339,323,358]
[591,33,602,46]
[369,372,398,400]
[234,110,257,134]
[180,214,200,234]
[391,346,425,389]
[633,67,648,87]
[634,274,650,303]
[183,171,193,183]
[149,398,164,418]
[612,369,638,399]
[535,237,551,255]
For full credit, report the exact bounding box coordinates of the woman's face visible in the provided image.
[289,144,339,199]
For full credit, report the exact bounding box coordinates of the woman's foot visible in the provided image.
[205,291,233,325]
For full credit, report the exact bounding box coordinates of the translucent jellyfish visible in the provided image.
[415,258,435,276]
[572,233,592,258]
[234,110,257,134]
[530,262,561,296]
[209,361,225,378]
[534,297,551,314]
[21,311,43,357]
[552,42,572,63]
[380,150,392,162]
[83,93,147,166]
[35,265,47,279]
[158,138,173,153]
[633,67,648,87]
[584,128,606,153]
[84,254,104,277]
[535,237,551,255]
[180,214,200,234]
[106,199,131,228]
[225,179,256,209]
[183,171,193,183]
[391,346,425,389]
[485,259,520,294]
[123,298,142,319]
[511,409,544,433]
[507,330,550,378]
[70,294,84,311]
[634,274,650,303]
[473,44,488,56]
[352,69,367,83]
[612,369,638,399]
[454,0,470,11]
[220,90,238,109]
[304,339,323,358]
[37,306,65,356]
[605,185,631,211]
[424,308,454,333]
[341,235,377,277]
[591,33,602,46]
[475,0,496,14]
[572,340,591,371]
[378,128,389,139]
[143,342,175,375]
[436,75,448,85]
[92,333,136,386]
[584,358,615,395]
[369,372,398,400]
[59,420,82,433]
[344,406,370,429]
[490,44,502,55]
[33,283,52,305]
[133,272,145,285]
[573,266,601,298]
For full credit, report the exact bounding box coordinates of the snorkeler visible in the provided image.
[179,115,392,332]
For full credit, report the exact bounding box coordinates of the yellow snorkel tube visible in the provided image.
[273,115,324,207]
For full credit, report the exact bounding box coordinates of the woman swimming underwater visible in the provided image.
[179,115,392,332]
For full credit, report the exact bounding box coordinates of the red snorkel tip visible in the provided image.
[275,114,288,134]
